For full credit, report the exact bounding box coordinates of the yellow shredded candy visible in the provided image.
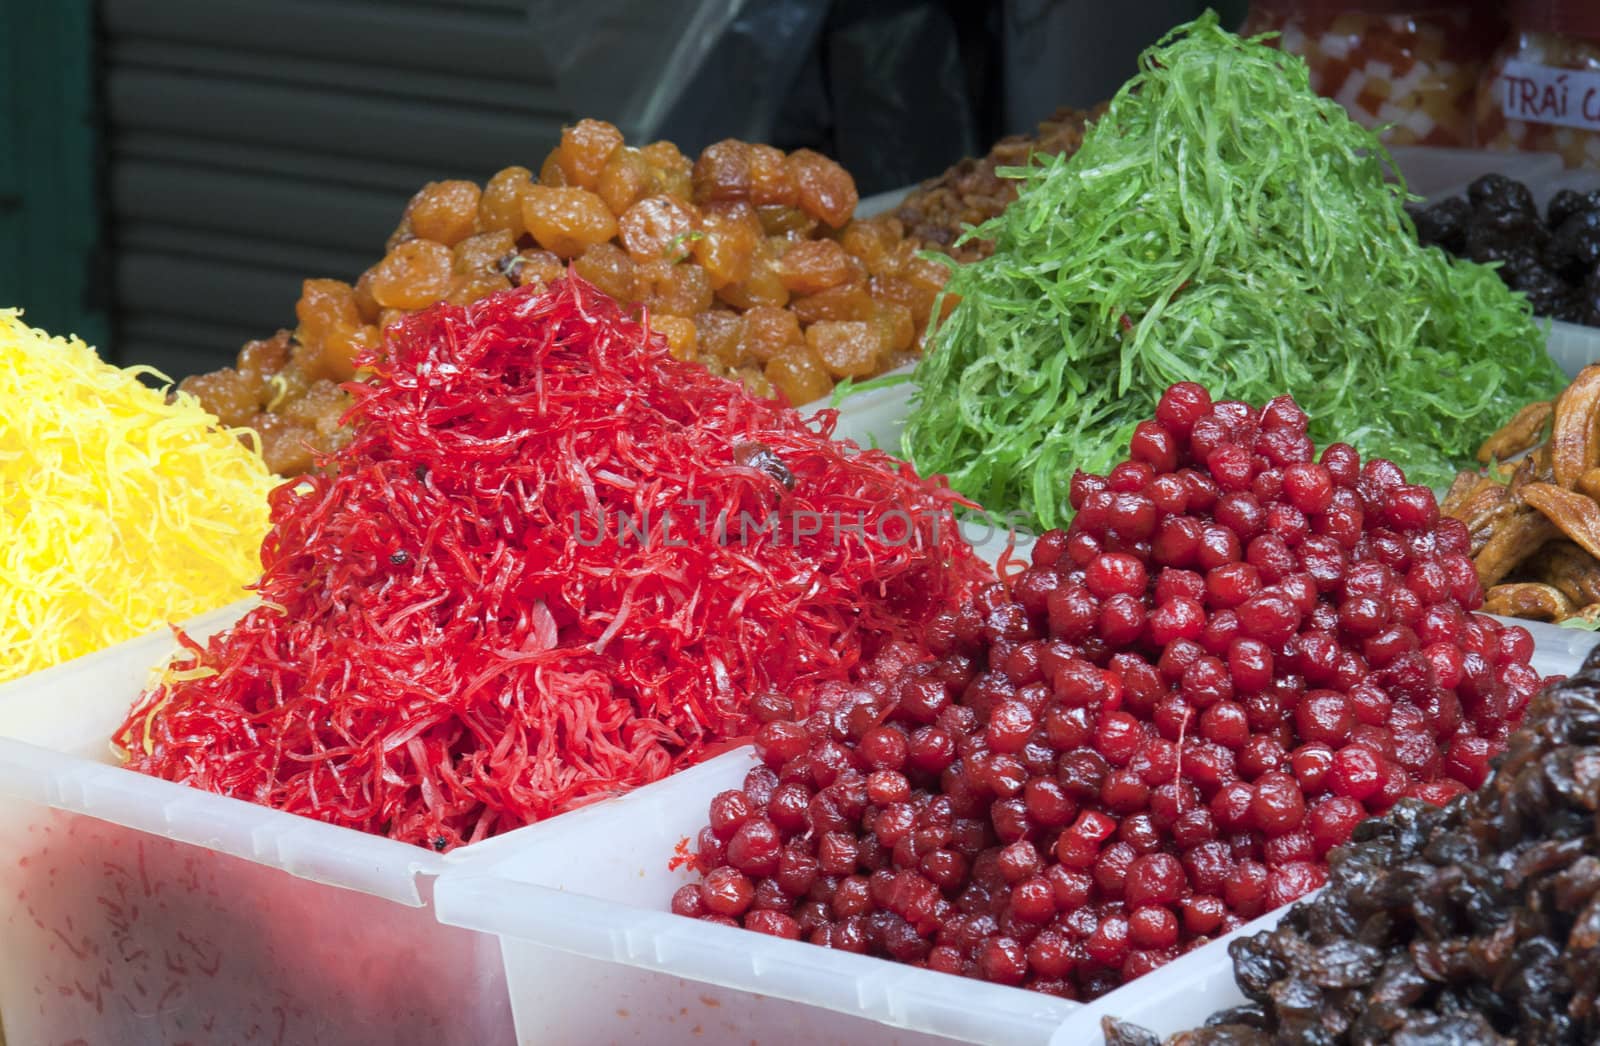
[0,310,277,683]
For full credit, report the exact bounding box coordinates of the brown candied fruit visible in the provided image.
[538,148,567,187]
[739,305,803,364]
[368,240,454,310]
[786,149,857,229]
[323,324,379,380]
[747,144,797,207]
[445,273,511,307]
[478,166,533,238]
[756,205,819,238]
[641,140,693,199]
[618,194,699,264]
[453,230,516,275]
[870,274,937,334]
[806,320,880,379]
[838,217,903,274]
[869,300,915,355]
[638,259,714,317]
[296,279,363,348]
[764,343,833,405]
[693,202,763,289]
[695,310,746,369]
[282,378,350,435]
[180,368,259,429]
[715,241,789,311]
[407,180,481,246]
[597,147,654,216]
[693,139,754,204]
[777,239,857,295]
[520,186,618,259]
[252,412,318,476]
[556,118,624,189]
[737,367,774,400]
[237,331,291,381]
[503,248,565,289]
[572,242,639,303]
[790,280,873,326]
[650,314,697,360]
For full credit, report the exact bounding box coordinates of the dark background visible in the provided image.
[0,0,1244,380]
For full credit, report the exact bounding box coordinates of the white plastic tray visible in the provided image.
[435,750,1078,1046]
[1047,616,1599,1044]
[0,603,515,1046]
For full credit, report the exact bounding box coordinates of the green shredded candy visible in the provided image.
[905,14,1565,531]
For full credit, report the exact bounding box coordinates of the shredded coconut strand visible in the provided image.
[0,310,277,682]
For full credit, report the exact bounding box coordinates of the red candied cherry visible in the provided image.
[1357,458,1407,507]
[1421,641,1465,690]
[1342,560,1393,600]
[984,702,1035,755]
[1199,610,1242,657]
[1046,585,1098,642]
[1010,875,1058,922]
[1337,595,1387,638]
[1109,460,1156,492]
[1130,421,1180,473]
[1198,525,1243,569]
[701,866,756,917]
[1159,638,1205,683]
[1108,492,1159,540]
[1013,569,1061,619]
[1238,735,1287,779]
[1024,777,1078,828]
[1265,862,1327,909]
[1282,462,1335,514]
[1308,796,1364,855]
[1416,603,1464,646]
[1181,656,1235,708]
[1252,467,1285,502]
[756,720,810,768]
[1405,558,1449,605]
[1032,528,1069,568]
[1278,573,1320,614]
[1247,532,1297,583]
[1181,468,1222,513]
[1045,705,1095,751]
[1263,829,1314,867]
[1154,694,1193,741]
[997,840,1043,883]
[1095,711,1146,766]
[1213,400,1257,427]
[1171,806,1218,848]
[1085,913,1132,969]
[1157,381,1213,435]
[1223,860,1270,918]
[1149,596,1207,645]
[1444,735,1495,790]
[1298,536,1348,592]
[1432,516,1471,555]
[1102,767,1152,813]
[1183,742,1238,798]
[1070,471,1109,511]
[1347,680,1392,727]
[1156,566,1207,604]
[1384,484,1439,532]
[1200,700,1251,749]
[1053,656,1111,708]
[672,883,708,918]
[1286,745,1337,796]
[1099,594,1148,646]
[1320,442,1360,486]
[1260,394,1308,433]
[1443,553,1482,609]
[1247,771,1305,836]
[727,818,782,877]
[1327,745,1382,802]
[1295,690,1356,746]
[1067,531,1104,567]
[1237,592,1300,645]
[908,725,957,775]
[860,725,910,770]
[978,936,1028,986]
[1364,624,1419,668]
[1093,841,1139,898]
[1182,894,1226,935]
[744,909,802,940]
[1135,737,1179,786]
[1291,631,1342,686]
[1148,473,1191,515]
[1128,905,1180,950]
[1205,562,1262,609]
[1227,638,1275,694]
[1408,779,1470,806]
[1027,930,1074,978]
[867,770,911,806]
[709,789,756,840]
[1216,492,1266,540]
[1210,780,1255,832]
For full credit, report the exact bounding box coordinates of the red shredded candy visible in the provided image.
[116,278,989,850]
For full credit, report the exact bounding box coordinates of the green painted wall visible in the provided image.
[0,0,108,350]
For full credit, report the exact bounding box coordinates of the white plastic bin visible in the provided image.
[434,750,1079,1046]
[0,603,515,1046]
[1045,616,1599,1044]
[433,618,1593,1046]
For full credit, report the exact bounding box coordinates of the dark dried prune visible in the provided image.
[1547,189,1589,229]
[1552,211,1600,272]
[1412,198,1470,252]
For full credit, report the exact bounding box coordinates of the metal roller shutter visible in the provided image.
[102,0,580,378]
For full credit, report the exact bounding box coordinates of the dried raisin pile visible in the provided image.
[182,119,948,476]
[672,382,1543,1002]
[1118,642,1600,1045]
[894,106,1099,263]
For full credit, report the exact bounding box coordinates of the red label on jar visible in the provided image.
[1499,59,1600,129]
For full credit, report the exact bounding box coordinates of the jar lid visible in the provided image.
[1511,0,1600,42]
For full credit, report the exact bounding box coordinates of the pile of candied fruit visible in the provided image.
[673,382,1543,1001]
[182,119,949,475]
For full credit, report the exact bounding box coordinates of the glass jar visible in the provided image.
[1243,1,1505,147]
[1476,1,1600,168]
